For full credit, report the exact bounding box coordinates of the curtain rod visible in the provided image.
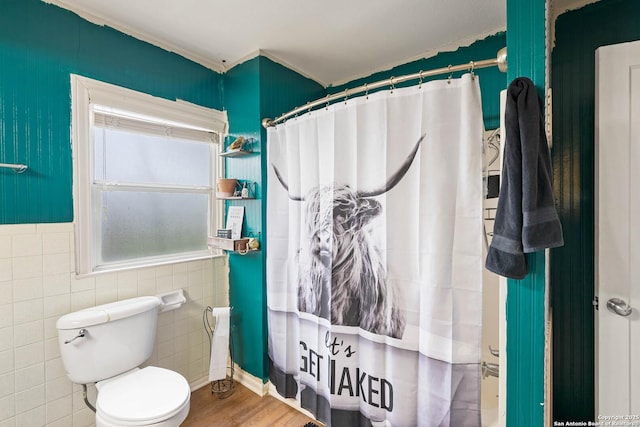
[262,47,507,128]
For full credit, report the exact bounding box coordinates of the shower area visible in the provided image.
[264,50,507,427]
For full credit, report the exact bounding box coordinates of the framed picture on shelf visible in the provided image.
[225,206,245,240]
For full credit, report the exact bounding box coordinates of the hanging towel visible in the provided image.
[208,307,230,381]
[485,77,564,279]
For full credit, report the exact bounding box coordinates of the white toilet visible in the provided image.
[56,296,191,427]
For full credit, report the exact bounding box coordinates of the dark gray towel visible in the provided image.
[485,77,564,279]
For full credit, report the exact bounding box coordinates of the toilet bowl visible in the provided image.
[95,367,190,427]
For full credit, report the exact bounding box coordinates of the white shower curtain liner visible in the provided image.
[266,74,484,427]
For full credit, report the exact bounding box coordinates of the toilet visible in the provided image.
[56,296,191,427]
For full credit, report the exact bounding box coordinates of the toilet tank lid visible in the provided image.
[56,296,162,330]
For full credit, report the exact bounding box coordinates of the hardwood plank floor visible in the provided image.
[182,382,322,427]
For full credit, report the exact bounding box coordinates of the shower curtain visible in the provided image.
[266,74,484,427]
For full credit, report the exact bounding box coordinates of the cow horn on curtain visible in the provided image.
[267,73,485,427]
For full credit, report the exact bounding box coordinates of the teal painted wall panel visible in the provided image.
[223,56,324,380]
[329,33,507,130]
[551,0,640,421]
[505,0,546,426]
[0,0,222,224]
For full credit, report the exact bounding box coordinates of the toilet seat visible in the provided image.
[96,366,190,426]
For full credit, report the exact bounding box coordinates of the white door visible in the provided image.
[596,39,640,417]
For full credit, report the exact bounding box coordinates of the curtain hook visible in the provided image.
[470,61,475,79]
[344,89,349,104]
[390,76,396,93]
[418,71,424,90]
[364,83,369,99]
[447,65,453,84]
[325,95,330,110]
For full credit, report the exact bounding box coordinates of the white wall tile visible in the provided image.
[13,299,43,325]
[45,395,71,424]
[11,234,42,258]
[0,237,11,259]
[45,377,71,402]
[43,274,70,297]
[41,233,69,256]
[16,404,45,427]
[0,288,11,311]
[13,277,43,302]
[0,351,13,377]
[11,255,42,280]
[13,320,43,348]
[14,363,44,393]
[0,373,14,399]
[42,254,70,277]
[43,295,70,320]
[46,415,71,427]
[0,306,13,329]
[43,339,60,362]
[14,383,45,414]
[0,329,12,353]
[0,261,11,283]
[0,225,35,236]
[44,359,65,382]
[70,291,94,312]
[0,395,15,421]
[35,224,72,234]
[70,277,94,294]
[14,342,44,370]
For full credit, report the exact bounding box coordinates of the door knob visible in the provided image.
[606,298,632,317]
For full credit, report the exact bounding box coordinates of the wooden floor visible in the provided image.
[182,382,320,427]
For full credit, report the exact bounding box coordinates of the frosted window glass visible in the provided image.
[94,127,211,186]
[98,191,209,263]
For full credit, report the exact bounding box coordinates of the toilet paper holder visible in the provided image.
[203,306,235,397]
[157,289,187,313]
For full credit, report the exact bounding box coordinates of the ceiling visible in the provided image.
[44,0,508,87]
[42,0,598,87]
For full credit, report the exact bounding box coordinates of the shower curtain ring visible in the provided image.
[364,83,369,99]
[447,65,453,84]
[470,61,476,79]
[344,89,349,104]
[390,76,396,93]
[418,71,424,89]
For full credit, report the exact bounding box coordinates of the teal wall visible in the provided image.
[223,56,324,379]
[0,0,223,224]
[551,0,640,421]
[504,0,547,426]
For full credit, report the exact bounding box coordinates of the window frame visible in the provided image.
[71,75,227,276]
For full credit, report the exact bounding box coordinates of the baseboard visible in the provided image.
[232,363,269,396]
[189,377,211,392]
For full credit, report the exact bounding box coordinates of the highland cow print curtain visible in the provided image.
[267,74,484,427]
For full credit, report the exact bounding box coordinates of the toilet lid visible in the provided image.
[97,366,190,423]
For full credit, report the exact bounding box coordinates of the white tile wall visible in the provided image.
[0,223,229,427]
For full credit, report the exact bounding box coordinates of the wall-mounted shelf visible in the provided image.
[219,149,253,158]
[208,236,260,254]
[218,196,256,200]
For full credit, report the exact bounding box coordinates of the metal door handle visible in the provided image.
[606,298,632,317]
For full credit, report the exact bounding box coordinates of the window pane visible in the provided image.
[98,190,209,263]
[94,127,211,186]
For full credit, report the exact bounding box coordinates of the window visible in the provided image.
[71,75,227,275]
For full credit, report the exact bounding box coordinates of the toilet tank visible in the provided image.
[56,296,162,384]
